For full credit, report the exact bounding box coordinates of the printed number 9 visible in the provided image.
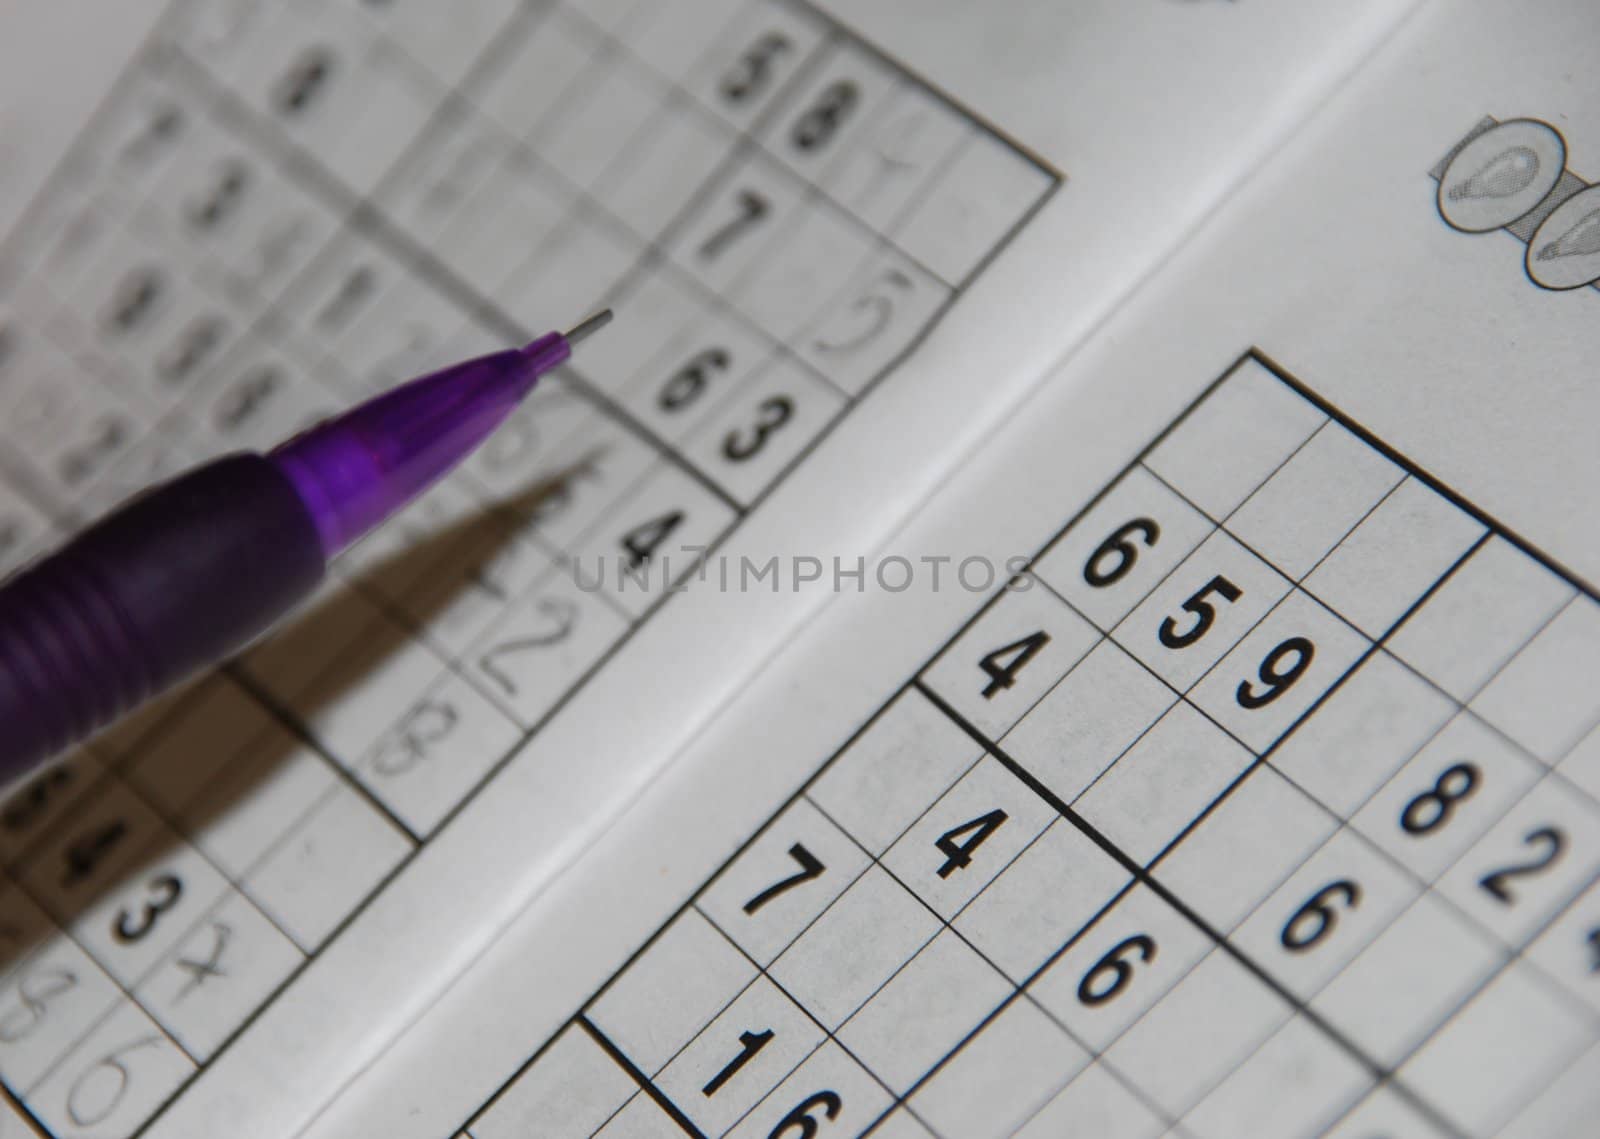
[1083,518,1160,588]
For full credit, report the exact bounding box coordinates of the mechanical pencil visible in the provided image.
[0,310,613,780]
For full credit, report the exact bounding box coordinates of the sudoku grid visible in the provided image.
[470,354,1600,1139]
[0,0,1056,1134]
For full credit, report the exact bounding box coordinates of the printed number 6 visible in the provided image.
[769,1091,842,1139]
[1083,519,1159,588]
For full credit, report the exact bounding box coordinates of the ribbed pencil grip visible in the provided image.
[0,454,325,781]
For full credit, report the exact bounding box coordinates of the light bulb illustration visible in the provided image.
[1447,146,1540,201]
[1535,206,1600,261]
[1437,119,1565,234]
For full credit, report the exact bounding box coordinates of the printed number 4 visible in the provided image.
[979,632,1049,698]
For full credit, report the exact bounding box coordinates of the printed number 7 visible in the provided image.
[743,843,824,915]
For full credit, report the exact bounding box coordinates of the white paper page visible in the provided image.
[303,0,1600,1136]
[0,1,1419,1137]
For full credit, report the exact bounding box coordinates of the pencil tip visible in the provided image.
[564,309,614,347]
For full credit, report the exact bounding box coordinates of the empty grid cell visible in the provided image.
[808,689,983,858]
[1144,360,1326,523]
[793,247,951,399]
[892,128,1051,286]
[883,755,1056,920]
[357,0,518,87]
[654,976,823,1137]
[588,909,756,1078]
[1527,874,1600,1017]
[1029,884,1213,1054]
[1388,535,1576,703]
[909,998,1088,1139]
[541,60,669,192]
[1270,648,1455,820]
[1312,892,1504,1069]
[28,1000,196,1137]
[1303,476,1485,640]
[241,782,411,953]
[1153,766,1335,934]
[474,6,598,141]
[472,1024,635,1139]
[496,216,639,343]
[837,929,1011,1096]
[616,0,747,85]
[921,577,1100,741]
[183,733,338,883]
[1001,640,1176,807]
[1188,588,1370,755]
[593,1094,681,1139]
[1114,528,1292,694]
[1472,596,1600,763]
[1013,1061,1167,1139]
[868,1110,938,1139]
[1352,710,1543,886]
[1400,962,1591,1138]
[1322,1088,1454,1139]
[1498,1041,1600,1139]
[734,196,877,345]
[1181,1015,1372,1139]
[699,798,870,968]
[1435,775,1600,948]
[435,151,573,294]
[597,98,737,244]
[725,1041,892,1139]
[1103,948,1292,1120]
[769,865,938,1033]
[955,820,1132,984]
[1558,721,1600,804]
[1034,465,1215,635]
[1074,701,1253,867]
[1225,420,1404,581]
[1229,827,1421,1003]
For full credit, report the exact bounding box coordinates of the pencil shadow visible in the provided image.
[0,459,598,987]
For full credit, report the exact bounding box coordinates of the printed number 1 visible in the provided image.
[703,1029,773,1097]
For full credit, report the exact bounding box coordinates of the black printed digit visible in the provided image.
[699,189,768,260]
[61,819,129,888]
[723,396,794,462]
[1,765,75,833]
[742,843,825,915]
[1479,827,1566,905]
[1158,575,1241,649]
[1083,519,1159,588]
[721,31,791,103]
[1236,636,1314,709]
[978,631,1049,698]
[273,46,336,117]
[935,810,1007,878]
[1400,763,1479,835]
[1280,880,1360,952]
[621,510,684,569]
[1077,934,1156,1006]
[791,80,859,151]
[703,1029,773,1097]
[113,874,184,944]
[769,1091,842,1139]
[659,348,730,412]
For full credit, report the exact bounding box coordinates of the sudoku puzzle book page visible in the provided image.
[288,0,1600,1137]
[0,0,1427,1135]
